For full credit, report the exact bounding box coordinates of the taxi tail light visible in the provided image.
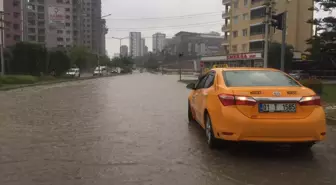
[299,96,321,106]
[218,94,257,106]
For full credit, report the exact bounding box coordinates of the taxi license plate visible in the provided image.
[259,103,296,113]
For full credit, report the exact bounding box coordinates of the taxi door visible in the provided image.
[191,75,209,123]
[197,71,216,127]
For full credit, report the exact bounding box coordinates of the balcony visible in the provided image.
[251,0,265,8]
[222,23,231,31]
[222,10,231,18]
[222,0,231,5]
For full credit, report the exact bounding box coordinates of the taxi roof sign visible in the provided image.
[212,64,228,68]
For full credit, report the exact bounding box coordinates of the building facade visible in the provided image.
[152,32,166,53]
[17,0,107,54]
[140,38,145,56]
[120,45,128,56]
[129,32,141,57]
[222,0,313,54]
[2,0,22,47]
[163,31,224,57]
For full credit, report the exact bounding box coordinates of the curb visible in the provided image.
[0,74,122,91]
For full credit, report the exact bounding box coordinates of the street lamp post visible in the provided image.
[110,37,129,57]
[96,14,112,74]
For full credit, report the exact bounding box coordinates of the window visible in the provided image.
[249,41,264,51]
[244,0,248,6]
[232,45,237,52]
[242,29,248,36]
[66,8,70,12]
[250,24,265,35]
[243,13,249,20]
[13,24,19,30]
[250,7,266,19]
[57,30,63,34]
[233,0,238,8]
[223,71,300,87]
[57,37,64,41]
[233,16,239,24]
[195,75,209,89]
[233,31,238,38]
[242,44,247,52]
[204,73,215,88]
[56,0,63,3]
[6,34,11,38]
[13,12,20,18]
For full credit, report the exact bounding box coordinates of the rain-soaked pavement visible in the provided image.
[0,72,336,185]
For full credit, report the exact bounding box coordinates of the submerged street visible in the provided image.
[0,72,336,185]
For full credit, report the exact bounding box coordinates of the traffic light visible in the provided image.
[271,12,285,30]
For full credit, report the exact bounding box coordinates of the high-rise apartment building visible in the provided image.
[222,0,313,55]
[18,0,107,54]
[120,45,128,56]
[152,32,166,53]
[140,38,146,56]
[129,32,141,57]
[2,0,22,47]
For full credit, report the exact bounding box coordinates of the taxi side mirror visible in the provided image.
[186,83,196,90]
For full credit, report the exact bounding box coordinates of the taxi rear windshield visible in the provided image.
[223,70,300,87]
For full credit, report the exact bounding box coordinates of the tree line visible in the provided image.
[0,42,134,76]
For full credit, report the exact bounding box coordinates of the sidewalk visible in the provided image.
[0,74,122,91]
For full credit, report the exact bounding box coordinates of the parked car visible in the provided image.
[186,67,326,150]
[93,66,108,76]
[289,70,309,80]
[66,68,80,78]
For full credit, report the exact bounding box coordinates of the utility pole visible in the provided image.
[263,1,272,68]
[280,11,287,72]
[0,11,5,76]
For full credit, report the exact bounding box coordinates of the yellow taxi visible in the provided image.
[186,68,326,149]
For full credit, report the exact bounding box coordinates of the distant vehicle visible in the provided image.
[289,70,309,80]
[93,66,108,76]
[66,68,80,78]
[186,67,326,150]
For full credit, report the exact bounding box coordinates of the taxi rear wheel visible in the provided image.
[205,113,219,149]
[291,142,314,151]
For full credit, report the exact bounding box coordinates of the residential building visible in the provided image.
[222,0,313,55]
[2,0,22,47]
[120,45,128,56]
[140,38,145,56]
[129,32,141,57]
[18,0,107,53]
[152,32,166,53]
[163,31,224,57]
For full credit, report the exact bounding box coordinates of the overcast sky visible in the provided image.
[101,0,334,57]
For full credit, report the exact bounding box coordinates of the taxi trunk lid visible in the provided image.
[229,87,318,119]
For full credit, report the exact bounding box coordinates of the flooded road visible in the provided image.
[0,73,336,185]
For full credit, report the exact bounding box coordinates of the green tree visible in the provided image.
[306,1,336,59]
[268,42,294,72]
[10,42,47,75]
[48,50,71,76]
[69,46,95,70]
[111,56,134,68]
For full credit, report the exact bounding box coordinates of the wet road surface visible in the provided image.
[0,73,336,185]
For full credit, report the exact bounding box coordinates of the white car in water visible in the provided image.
[93,66,109,76]
[66,68,80,78]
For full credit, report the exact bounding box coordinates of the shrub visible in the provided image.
[0,75,39,85]
[39,75,57,81]
[300,78,323,95]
